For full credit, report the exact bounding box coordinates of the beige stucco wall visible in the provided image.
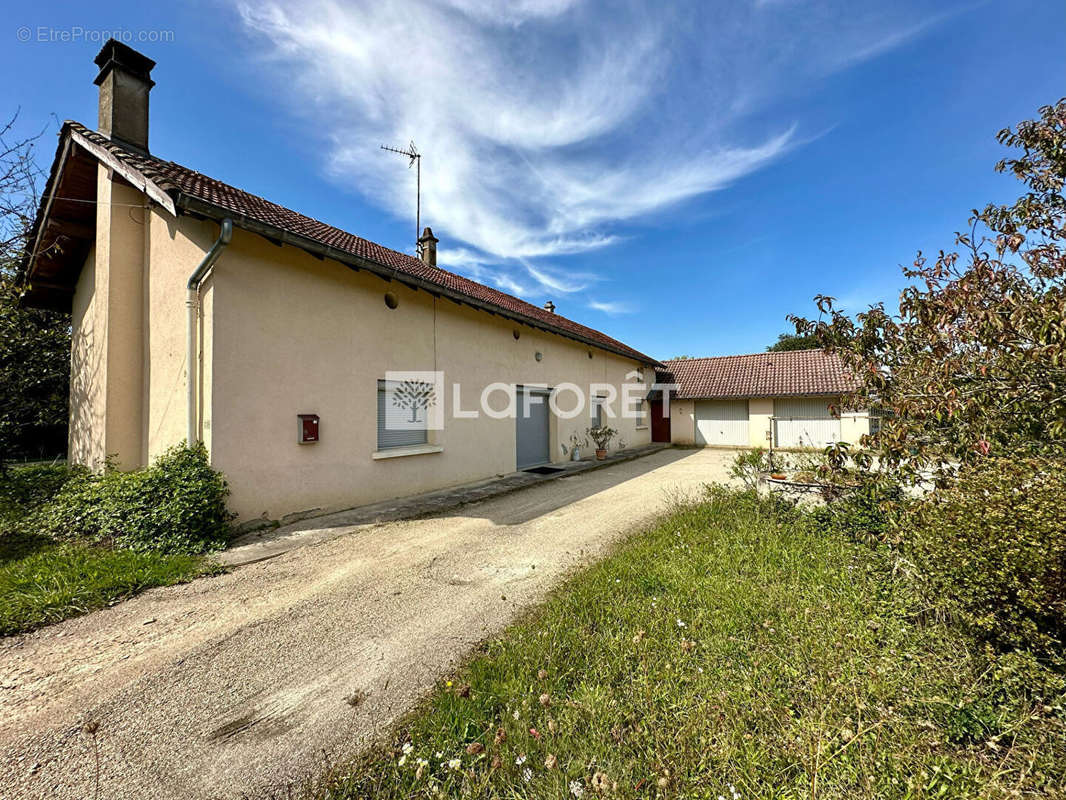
[69,244,104,467]
[67,171,224,471]
[69,169,147,470]
[195,229,651,523]
[669,399,695,444]
[101,178,145,468]
[144,208,218,459]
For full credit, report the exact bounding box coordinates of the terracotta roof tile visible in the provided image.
[58,121,657,365]
[658,350,856,399]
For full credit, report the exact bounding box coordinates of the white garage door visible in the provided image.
[694,399,749,446]
[773,397,841,449]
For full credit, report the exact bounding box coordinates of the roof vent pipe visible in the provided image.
[543,300,555,313]
[186,218,233,444]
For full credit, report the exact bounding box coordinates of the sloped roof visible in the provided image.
[658,349,856,399]
[23,121,658,366]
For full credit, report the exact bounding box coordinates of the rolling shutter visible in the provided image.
[694,399,749,446]
[377,380,428,450]
[773,397,841,448]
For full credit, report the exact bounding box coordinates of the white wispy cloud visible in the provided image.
[521,261,598,295]
[437,248,537,296]
[233,0,950,302]
[588,299,637,315]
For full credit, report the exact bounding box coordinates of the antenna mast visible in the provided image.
[380,141,422,255]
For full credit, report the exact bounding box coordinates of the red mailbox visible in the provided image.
[298,414,319,444]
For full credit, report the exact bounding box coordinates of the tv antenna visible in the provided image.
[380,141,422,255]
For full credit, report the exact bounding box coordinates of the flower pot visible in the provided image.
[571,448,582,462]
[595,448,607,460]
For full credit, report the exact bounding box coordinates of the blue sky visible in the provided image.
[3,0,1063,360]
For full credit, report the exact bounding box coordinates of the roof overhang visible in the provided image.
[20,127,178,313]
[20,132,95,311]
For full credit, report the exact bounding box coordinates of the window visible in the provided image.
[377,379,429,450]
[635,399,647,428]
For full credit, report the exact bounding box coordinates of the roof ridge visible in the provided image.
[663,347,827,364]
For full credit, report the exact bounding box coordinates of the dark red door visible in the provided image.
[650,398,671,442]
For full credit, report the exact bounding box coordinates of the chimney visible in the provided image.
[543,300,555,313]
[94,39,156,152]
[418,226,439,266]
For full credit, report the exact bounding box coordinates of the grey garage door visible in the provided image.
[773,397,841,448]
[694,399,749,446]
[516,387,550,469]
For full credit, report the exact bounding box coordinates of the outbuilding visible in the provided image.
[655,350,872,449]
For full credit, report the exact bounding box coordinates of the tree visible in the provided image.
[790,99,1066,485]
[791,101,1066,662]
[766,332,819,352]
[0,113,70,465]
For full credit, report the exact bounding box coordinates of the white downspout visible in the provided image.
[186,218,233,444]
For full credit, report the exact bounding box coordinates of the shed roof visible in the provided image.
[658,349,856,399]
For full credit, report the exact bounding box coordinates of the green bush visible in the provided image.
[811,478,900,544]
[28,442,233,554]
[903,456,1066,665]
[0,463,81,519]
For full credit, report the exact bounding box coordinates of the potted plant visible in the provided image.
[586,426,617,460]
[567,431,589,462]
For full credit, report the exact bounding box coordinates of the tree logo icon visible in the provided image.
[392,379,437,423]
[383,371,445,431]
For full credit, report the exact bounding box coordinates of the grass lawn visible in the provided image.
[0,461,226,635]
[0,530,221,636]
[312,490,1064,799]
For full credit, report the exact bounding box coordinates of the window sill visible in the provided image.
[372,444,443,460]
[635,425,649,430]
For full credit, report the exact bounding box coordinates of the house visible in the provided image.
[20,41,873,526]
[653,350,872,449]
[20,41,660,525]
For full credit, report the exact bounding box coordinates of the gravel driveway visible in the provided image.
[0,448,734,799]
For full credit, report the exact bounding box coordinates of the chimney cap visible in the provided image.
[543,300,556,313]
[418,226,439,244]
[94,39,156,88]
